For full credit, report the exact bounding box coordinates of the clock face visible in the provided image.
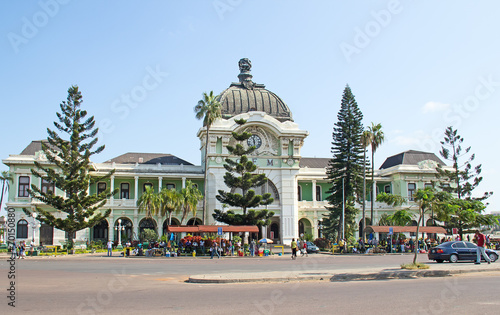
[247,134,262,149]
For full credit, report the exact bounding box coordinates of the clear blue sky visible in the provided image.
[1,1,498,214]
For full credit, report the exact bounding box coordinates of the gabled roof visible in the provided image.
[379,150,445,170]
[20,140,58,155]
[299,157,330,168]
[105,153,193,166]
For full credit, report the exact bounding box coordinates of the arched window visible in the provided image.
[230,180,280,205]
[143,183,153,192]
[17,219,28,238]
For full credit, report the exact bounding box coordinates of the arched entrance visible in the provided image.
[92,220,108,242]
[162,218,180,236]
[270,222,280,241]
[40,223,54,245]
[186,218,202,226]
[298,218,312,239]
[114,218,133,242]
[139,218,157,236]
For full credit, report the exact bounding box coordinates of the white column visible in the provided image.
[280,169,300,245]
[110,175,115,206]
[312,180,317,207]
[134,176,139,204]
[182,177,186,188]
[158,177,163,191]
[108,216,114,241]
[372,180,377,208]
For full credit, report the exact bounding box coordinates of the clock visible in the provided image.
[247,134,262,149]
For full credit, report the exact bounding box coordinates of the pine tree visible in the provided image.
[324,85,364,242]
[26,86,117,250]
[436,126,492,200]
[212,119,274,227]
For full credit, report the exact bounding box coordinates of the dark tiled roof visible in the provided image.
[299,157,331,168]
[20,140,59,155]
[379,150,445,169]
[105,153,193,166]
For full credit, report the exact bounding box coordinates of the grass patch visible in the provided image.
[401,262,430,270]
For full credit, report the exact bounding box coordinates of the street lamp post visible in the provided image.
[31,212,40,245]
[115,219,125,250]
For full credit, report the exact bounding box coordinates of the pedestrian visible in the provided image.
[299,239,304,257]
[302,240,308,257]
[200,239,205,256]
[474,230,491,264]
[107,239,113,257]
[250,239,256,257]
[291,238,297,260]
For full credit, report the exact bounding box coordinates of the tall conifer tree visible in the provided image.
[212,119,274,227]
[324,85,364,241]
[27,86,116,250]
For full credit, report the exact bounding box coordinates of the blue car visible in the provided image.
[428,241,499,263]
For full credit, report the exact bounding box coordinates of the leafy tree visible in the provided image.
[137,186,159,218]
[159,187,182,225]
[26,86,116,250]
[436,126,492,200]
[367,122,385,223]
[194,91,222,224]
[179,181,203,225]
[377,213,393,226]
[389,209,414,226]
[212,119,274,226]
[433,198,498,239]
[140,228,158,243]
[324,85,364,242]
[0,171,12,211]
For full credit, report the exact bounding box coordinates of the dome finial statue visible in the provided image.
[238,58,255,89]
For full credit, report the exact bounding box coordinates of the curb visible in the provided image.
[188,267,500,284]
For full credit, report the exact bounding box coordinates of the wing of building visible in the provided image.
[2,59,451,247]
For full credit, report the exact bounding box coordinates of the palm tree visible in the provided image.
[368,122,385,224]
[0,171,12,211]
[179,181,203,225]
[137,186,159,218]
[194,91,222,225]
[360,130,371,241]
[159,187,182,226]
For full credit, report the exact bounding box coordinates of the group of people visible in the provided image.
[290,238,308,259]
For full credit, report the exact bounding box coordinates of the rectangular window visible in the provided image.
[97,182,107,195]
[298,185,302,201]
[41,179,55,195]
[166,183,175,190]
[424,183,433,189]
[408,183,416,201]
[121,183,130,199]
[316,186,322,201]
[18,176,30,197]
[384,185,391,194]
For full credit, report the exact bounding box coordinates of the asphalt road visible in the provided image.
[3,253,430,276]
[1,254,498,314]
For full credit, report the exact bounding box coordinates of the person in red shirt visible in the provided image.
[474,230,491,264]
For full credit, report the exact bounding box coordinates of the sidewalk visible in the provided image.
[188,260,500,283]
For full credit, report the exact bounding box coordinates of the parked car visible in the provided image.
[306,241,320,253]
[428,241,499,263]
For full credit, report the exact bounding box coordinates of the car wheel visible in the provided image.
[436,259,444,263]
[488,253,498,262]
[449,254,458,263]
